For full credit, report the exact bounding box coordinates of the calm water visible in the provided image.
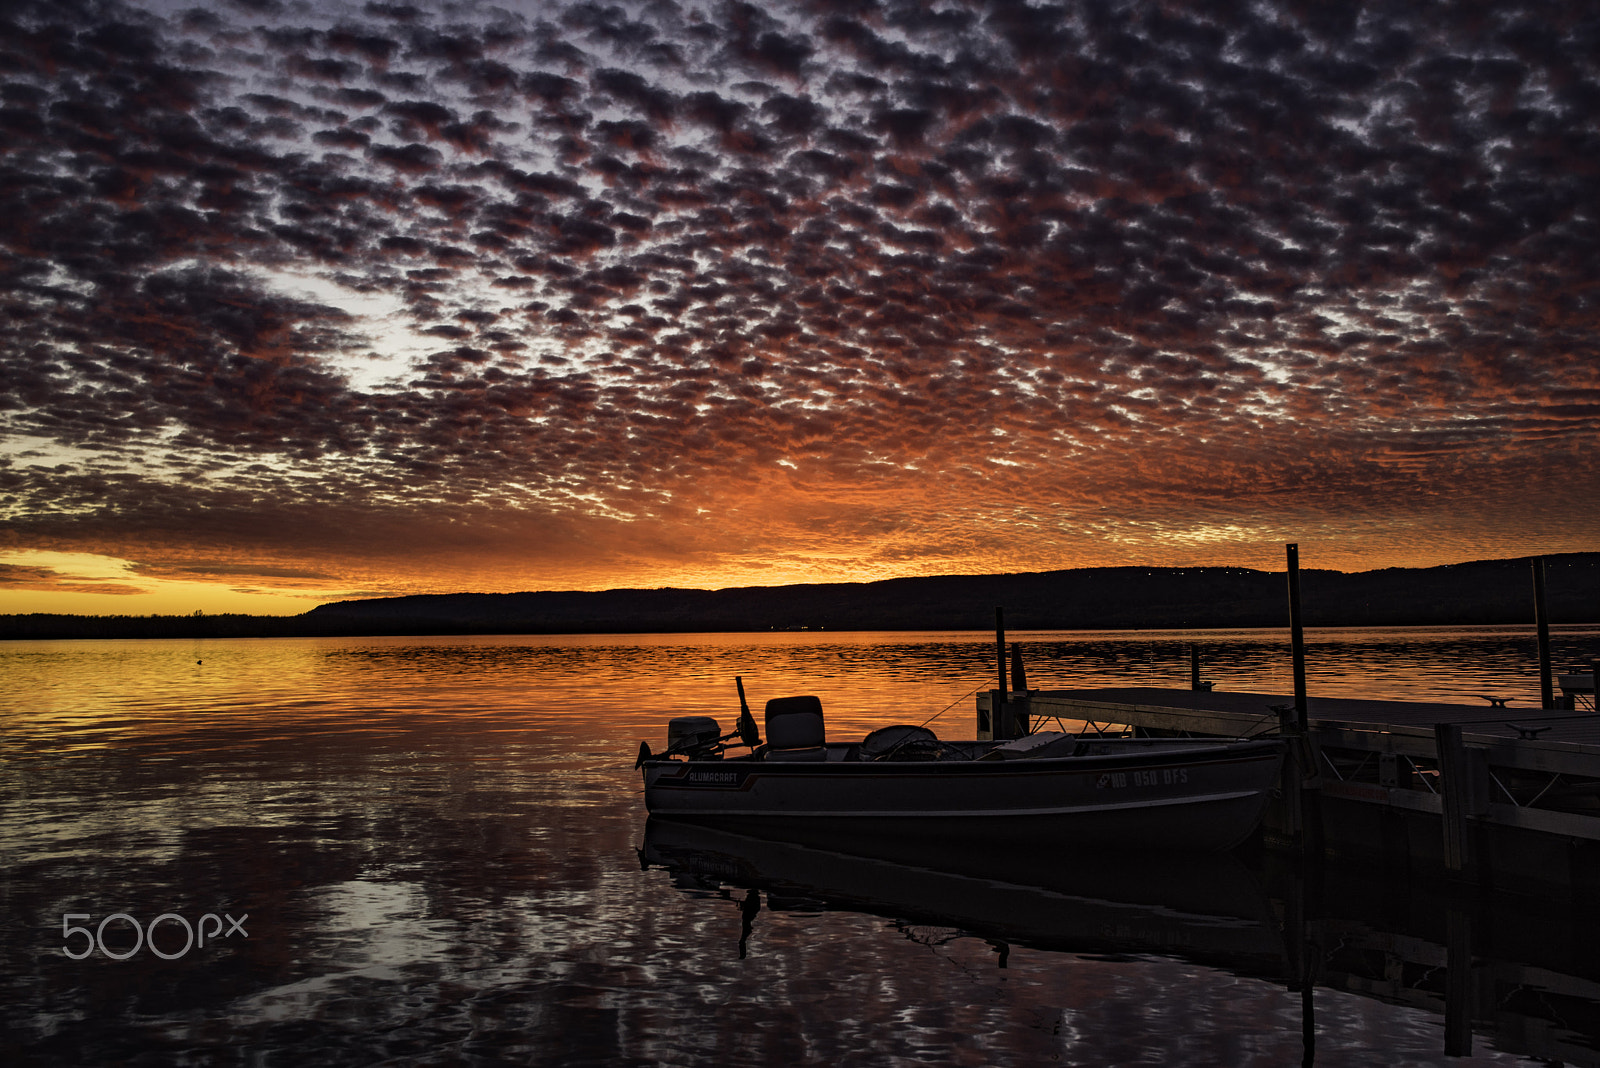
[4,627,1599,1066]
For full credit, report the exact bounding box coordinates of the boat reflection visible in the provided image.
[640,817,1286,974]
[641,818,1600,1066]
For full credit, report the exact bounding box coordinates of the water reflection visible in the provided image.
[640,819,1285,972]
[5,630,1596,1065]
[1299,854,1600,1066]
[642,818,1600,1066]
[8,627,1597,758]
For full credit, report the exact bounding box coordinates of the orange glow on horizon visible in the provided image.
[6,525,1596,618]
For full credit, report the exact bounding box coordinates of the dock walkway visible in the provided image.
[1026,685,1600,750]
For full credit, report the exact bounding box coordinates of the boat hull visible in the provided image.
[642,739,1284,852]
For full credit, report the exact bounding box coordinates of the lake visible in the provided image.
[4,626,1599,1066]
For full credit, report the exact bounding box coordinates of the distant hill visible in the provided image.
[300,554,1600,633]
[4,553,1597,640]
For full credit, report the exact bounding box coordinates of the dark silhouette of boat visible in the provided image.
[637,691,1284,852]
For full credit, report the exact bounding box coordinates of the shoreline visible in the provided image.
[5,615,1600,641]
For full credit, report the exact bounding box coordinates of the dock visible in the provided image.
[977,683,1600,890]
[975,548,1600,892]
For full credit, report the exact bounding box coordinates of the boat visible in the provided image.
[635,682,1284,852]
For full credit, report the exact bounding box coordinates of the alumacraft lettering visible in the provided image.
[685,769,742,785]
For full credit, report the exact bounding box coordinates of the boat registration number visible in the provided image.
[1097,768,1189,789]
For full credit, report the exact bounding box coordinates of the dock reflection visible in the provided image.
[1293,853,1600,1066]
[641,819,1600,1066]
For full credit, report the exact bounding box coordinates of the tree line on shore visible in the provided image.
[4,553,1597,640]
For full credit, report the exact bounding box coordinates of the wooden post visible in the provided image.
[986,689,1020,739]
[986,608,1020,739]
[1278,705,1304,843]
[1444,906,1474,1057]
[1533,558,1554,709]
[1287,543,1309,732]
[1188,643,1213,691]
[1009,643,1030,735]
[1281,837,1319,1068]
[995,607,1007,697]
[1301,983,1315,1068]
[1436,722,1488,874]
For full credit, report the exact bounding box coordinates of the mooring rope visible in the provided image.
[917,684,984,729]
[1240,713,1289,739]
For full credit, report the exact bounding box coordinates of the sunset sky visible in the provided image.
[2,0,1598,615]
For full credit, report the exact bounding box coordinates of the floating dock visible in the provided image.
[979,683,1600,890]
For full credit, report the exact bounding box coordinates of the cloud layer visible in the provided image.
[2,0,1598,600]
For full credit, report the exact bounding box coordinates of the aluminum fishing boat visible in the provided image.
[636,686,1284,852]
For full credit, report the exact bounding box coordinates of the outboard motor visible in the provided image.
[666,716,723,759]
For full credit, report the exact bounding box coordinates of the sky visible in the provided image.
[1,0,1598,615]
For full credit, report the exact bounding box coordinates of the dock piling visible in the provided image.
[1278,705,1305,843]
[1286,544,1309,732]
[1010,642,1030,735]
[994,607,1007,697]
[1189,643,1212,691]
[985,607,1023,739]
[1444,906,1476,1057]
[1436,722,1489,874]
[1533,558,1554,709]
[1010,642,1028,693]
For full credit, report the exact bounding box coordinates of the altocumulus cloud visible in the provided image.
[1,0,1597,597]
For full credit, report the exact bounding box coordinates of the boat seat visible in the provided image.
[764,695,825,760]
